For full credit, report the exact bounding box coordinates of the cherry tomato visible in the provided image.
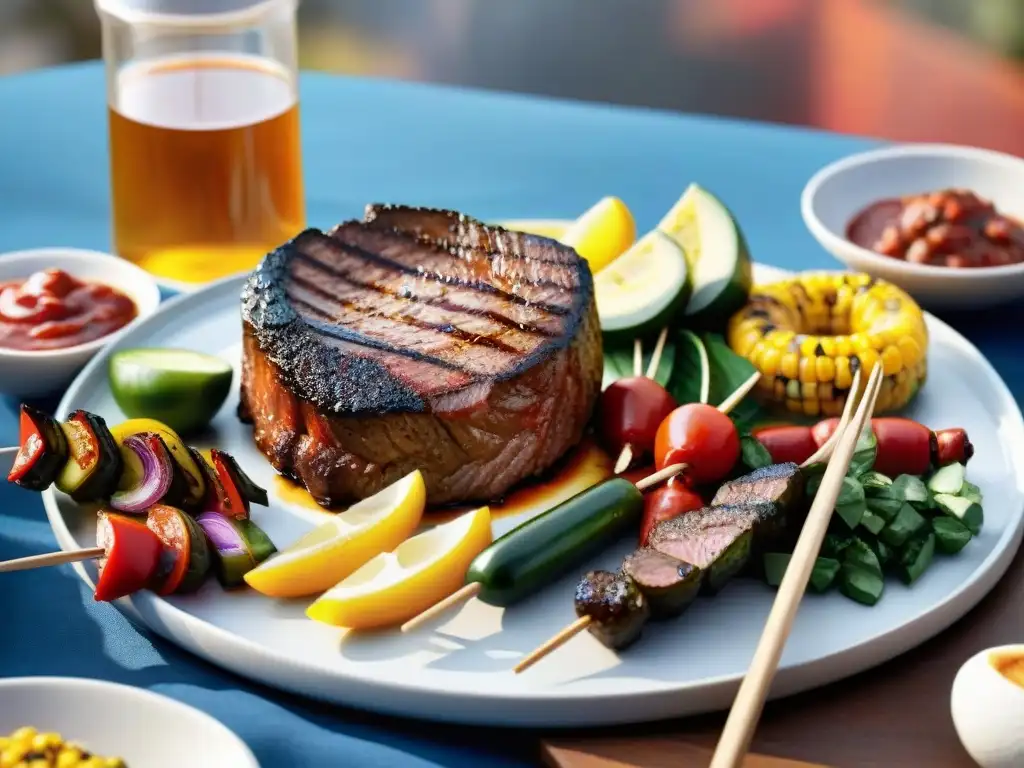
[639,478,705,546]
[598,376,677,456]
[654,403,739,484]
[751,425,817,466]
[935,428,973,466]
[94,512,163,602]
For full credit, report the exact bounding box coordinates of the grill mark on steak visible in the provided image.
[331,221,579,305]
[289,236,561,337]
[323,228,571,316]
[287,273,526,357]
[285,290,517,377]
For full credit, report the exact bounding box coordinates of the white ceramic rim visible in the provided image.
[0,676,259,767]
[39,264,1024,726]
[94,0,296,31]
[801,142,1024,279]
[0,248,161,360]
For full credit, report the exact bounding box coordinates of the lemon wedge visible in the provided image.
[306,506,493,630]
[559,196,636,273]
[244,470,426,598]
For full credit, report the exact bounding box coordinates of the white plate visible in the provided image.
[42,264,1024,727]
[801,143,1024,310]
[0,677,258,768]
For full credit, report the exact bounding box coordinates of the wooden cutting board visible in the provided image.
[541,534,1024,767]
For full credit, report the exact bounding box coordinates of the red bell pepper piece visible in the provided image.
[94,512,163,602]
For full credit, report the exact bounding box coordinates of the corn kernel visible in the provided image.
[780,352,800,380]
[1,747,27,768]
[802,399,820,417]
[898,336,921,368]
[786,399,802,413]
[0,740,7,752]
[815,356,835,383]
[774,378,786,401]
[746,340,766,369]
[797,356,815,384]
[82,758,105,768]
[856,349,880,377]
[31,733,61,752]
[767,330,795,349]
[785,379,802,400]
[800,381,816,399]
[834,356,852,389]
[10,729,35,743]
[799,335,820,357]
[817,382,833,400]
[881,345,902,375]
[760,347,781,377]
[58,753,81,768]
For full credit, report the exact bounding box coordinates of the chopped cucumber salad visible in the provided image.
[763,427,983,607]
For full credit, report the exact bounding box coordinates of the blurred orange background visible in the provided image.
[2,0,1023,154]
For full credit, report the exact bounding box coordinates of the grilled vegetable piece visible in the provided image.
[109,418,207,508]
[574,570,649,650]
[94,512,164,602]
[898,531,936,585]
[146,504,211,595]
[190,448,266,520]
[197,512,277,588]
[762,552,840,593]
[648,505,758,594]
[727,272,927,417]
[55,410,123,502]
[621,547,702,619]
[7,404,68,491]
[110,432,177,513]
[466,477,643,607]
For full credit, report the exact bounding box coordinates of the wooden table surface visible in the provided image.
[542,535,1024,767]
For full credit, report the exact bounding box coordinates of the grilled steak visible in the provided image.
[239,205,602,506]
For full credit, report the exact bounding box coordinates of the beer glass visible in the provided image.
[95,0,305,285]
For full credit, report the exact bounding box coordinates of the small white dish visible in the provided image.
[801,143,1024,309]
[951,645,1024,768]
[0,677,258,767]
[0,248,161,399]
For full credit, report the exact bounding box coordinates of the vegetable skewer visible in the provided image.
[709,363,884,768]
[401,374,759,634]
[512,368,859,674]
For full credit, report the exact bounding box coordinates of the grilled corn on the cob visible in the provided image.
[727,272,927,416]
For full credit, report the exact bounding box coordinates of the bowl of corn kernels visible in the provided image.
[0,678,257,768]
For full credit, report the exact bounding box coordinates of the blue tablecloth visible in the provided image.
[1,62,1022,767]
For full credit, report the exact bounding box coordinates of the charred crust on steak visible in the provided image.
[241,207,594,416]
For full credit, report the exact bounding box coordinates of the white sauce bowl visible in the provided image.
[0,248,160,399]
[802,144,1024,310]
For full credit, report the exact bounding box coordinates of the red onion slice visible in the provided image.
[197,512,248,557]
[110,433,173,513]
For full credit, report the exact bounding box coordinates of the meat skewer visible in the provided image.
[511,367,861,674]
[710,363,884,768]
[401,373,760,634]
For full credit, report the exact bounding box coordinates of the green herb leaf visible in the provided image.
[860,508,887,535]
[740,434,773,470]
[866,495,903,521]
[702,333,764,428]
[666,330,711,405]
[890,474,930,505]
[848,424,878,477]
[836,498,866,529]
[843,538,883,578]
[837,476,866,507]
[960,480,983,505]
[860,471,893,491]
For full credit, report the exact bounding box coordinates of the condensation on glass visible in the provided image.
[95,0,305,284]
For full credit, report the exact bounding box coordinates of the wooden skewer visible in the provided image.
[644,326,670,380]
[400,461,689,635]
[614,338,650,474]
[0,547,105,574]
[709,362,883,768]
[0,445,17,461]
[798,368,862,469]
[512,376,763,674]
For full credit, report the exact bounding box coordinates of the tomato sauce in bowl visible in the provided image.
[0,268,138,352]
[846,189,1024,269]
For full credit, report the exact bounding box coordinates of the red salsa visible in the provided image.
[846,189,1024,268]
[0,269,137,351]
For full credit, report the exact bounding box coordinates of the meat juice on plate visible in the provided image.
[273,440,614,530]
[108,55,305,284]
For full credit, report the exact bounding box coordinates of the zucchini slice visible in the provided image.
[56,411,122,502]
